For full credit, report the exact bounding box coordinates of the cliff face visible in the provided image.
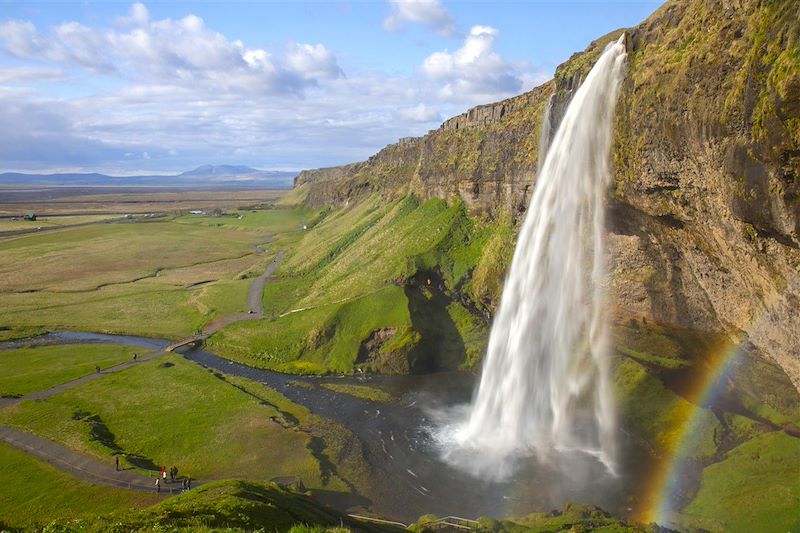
[607,0,799,387]
[294,0,800,386]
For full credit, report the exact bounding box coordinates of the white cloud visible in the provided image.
[0,20,114,72]
[383,0,457,37]
[421,25,523,101]
[0,10,343,94]
[0,66,69,84]
[0,3,550,174]
[285,43,343,81]
[398,103,441,123]
[130,3,150,25]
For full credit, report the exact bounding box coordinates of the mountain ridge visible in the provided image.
[0,166,297,188]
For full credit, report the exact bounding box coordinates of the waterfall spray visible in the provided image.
[439,35,627,480]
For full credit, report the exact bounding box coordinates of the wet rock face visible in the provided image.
[296,0,800,387]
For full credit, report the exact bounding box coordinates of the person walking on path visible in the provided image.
[172,465,178,480]
[115,456,119,471]
[155,478,160,493]
[161,466,166,482]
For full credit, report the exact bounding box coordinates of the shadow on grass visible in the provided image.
[310,488,372,513]
[404,270,466,372]
[71,410,160,471]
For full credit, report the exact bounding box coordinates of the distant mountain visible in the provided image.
[0,166,297,188]
[180,164,261,177]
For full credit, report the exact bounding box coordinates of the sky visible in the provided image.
[0,0,661,175]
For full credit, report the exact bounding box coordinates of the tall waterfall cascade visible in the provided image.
[537,94,554,175]
[439,35,627,479]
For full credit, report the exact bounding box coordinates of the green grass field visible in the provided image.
[0,209,307,339]
[175,208,313,234]
[0,214,126,232]
[0,221,257,292]
[0,355,329,487]
[0,343,139,397]
[0,441,159,529]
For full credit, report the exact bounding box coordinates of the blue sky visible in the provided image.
[0,1,661,174]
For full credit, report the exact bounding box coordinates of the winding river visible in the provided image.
[4,330,648,523]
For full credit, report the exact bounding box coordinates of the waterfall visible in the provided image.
[537,94,554,175]
[440,35,627,480]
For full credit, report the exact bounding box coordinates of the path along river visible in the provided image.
[3,330,648,523]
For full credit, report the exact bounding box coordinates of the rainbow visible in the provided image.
[636,337,745,527]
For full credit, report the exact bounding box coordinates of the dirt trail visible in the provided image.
[0,426,187,493]
[199,249,285,335]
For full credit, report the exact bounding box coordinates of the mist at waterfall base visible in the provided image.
[433,36,628,485]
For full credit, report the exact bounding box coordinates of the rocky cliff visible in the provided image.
[294,0,799,387]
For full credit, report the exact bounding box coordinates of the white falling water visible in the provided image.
[440,36,627,480]
[537,94,554,175]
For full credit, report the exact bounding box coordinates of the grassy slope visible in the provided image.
[0,209,308,339]
[208,195,495,374]
[614,337,800,531]
[0,343,139,397]
[0,355,326,487]
[31,479,391,533]
[678,431,800,533]
[0,441,158,530]
[494,503,654,533]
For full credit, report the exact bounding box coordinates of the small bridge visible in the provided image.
[165,335,205,352]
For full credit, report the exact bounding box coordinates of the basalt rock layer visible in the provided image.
[294,0,799,387]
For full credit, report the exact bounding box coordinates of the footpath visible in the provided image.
[0,249,288,494]
[0,426,185,493]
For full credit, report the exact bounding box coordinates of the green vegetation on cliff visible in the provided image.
[209,195,501,374]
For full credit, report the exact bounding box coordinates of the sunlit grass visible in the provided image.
[0,442,159,529]
[0,355,324,485]
[0,343,138,397]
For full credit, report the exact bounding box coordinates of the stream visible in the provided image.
[3,331,647,523]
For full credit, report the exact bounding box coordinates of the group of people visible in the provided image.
[154,465,191,493]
